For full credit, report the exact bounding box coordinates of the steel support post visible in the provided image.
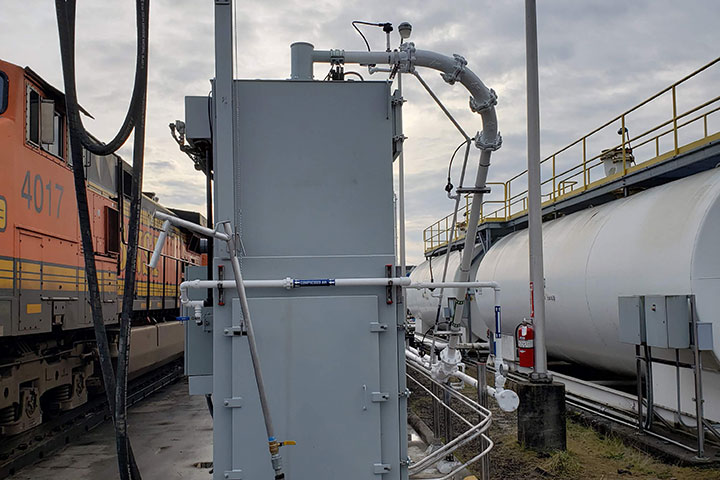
[691,296,706,459]
[212,1,235,477]
[477,362,490,480]
[525,0,549,379]
[432,383,441,440]
[443,387,453,460]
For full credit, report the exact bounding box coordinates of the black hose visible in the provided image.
[205,394,214,418]
[55,1,150,479]
[56,0,149,156]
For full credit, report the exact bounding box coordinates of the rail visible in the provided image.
[424,56,720,254]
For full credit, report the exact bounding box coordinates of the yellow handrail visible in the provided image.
[423,56,720,254]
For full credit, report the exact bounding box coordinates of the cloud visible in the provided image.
[2,0,718,266]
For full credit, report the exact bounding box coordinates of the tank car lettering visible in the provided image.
[20,171,65,218]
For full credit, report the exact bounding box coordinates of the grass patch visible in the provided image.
[542,450,582,477]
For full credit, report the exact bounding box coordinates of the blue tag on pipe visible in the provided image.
[293,279,336,287]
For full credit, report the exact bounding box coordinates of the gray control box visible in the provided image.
[618,296,645,345]
[644,295,690,349]
[184,265,213,395]
[697,322,714,351]
[184,96,211,142]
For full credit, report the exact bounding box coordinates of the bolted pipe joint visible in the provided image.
[440,54,468,85]
[474,130,503,151]
[470,88,498,114]
[398,42,416,73]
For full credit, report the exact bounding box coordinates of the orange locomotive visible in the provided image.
[0,59,202,435]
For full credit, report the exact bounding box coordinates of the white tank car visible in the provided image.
[407,250,464,335]
[471,167,720,375]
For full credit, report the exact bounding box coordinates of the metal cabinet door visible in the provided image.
[229,295,385,479]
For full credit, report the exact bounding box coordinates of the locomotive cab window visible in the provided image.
[26,85,65,159]
[0,71,7,115]
[105,206,120,254]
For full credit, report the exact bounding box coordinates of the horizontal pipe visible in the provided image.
[154,211,230,241]
[180,277,499,302]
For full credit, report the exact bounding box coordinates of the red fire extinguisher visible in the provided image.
[515,320,535,368]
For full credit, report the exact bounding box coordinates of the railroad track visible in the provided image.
[0,360,184,479]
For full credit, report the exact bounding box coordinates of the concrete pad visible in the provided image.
[9,379,213,479]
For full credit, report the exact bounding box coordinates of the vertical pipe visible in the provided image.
[398,73,407,277]
[290,42,314,80]
[691,296,706,459]
[525,0,549,377]
[443,388,453,458]
[432,383,441,440]
[477,362,490,480]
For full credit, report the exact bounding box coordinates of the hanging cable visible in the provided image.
[446,139,471,195]
[351,21,375,51]
[55,1,150,479]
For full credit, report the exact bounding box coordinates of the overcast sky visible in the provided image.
[2,1,719,264]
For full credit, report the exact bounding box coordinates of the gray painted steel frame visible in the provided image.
[208,78,407,478]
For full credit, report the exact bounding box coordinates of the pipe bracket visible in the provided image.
[329,49,345,65]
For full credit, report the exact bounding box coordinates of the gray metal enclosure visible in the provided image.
[209,79,408,479]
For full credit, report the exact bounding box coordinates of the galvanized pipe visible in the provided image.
[222,223,284,475]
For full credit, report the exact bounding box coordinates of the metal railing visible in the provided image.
[424,56,720,254]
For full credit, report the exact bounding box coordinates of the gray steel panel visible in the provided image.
[697,322,714,351]
[232,80,394,259]
[231,295,383,479]
[184,266,213,379]
[645,295,669,348]
[665,295,690,349]
[185,96,211,141]
[645,295,691,349]
[618,296,644,345]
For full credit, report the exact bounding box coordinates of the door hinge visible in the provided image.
[371,392,390,402]
[370,322,388,332]
[223,326,245,336]
[223,397,243,408]
[373,463,391,474]
[223,469,242,479]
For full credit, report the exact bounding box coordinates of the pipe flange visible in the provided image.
[474,130,503,151]
[329,49,345,65]
[469,88,498,113]
[398,42,416,73]
[440,54,467,85]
